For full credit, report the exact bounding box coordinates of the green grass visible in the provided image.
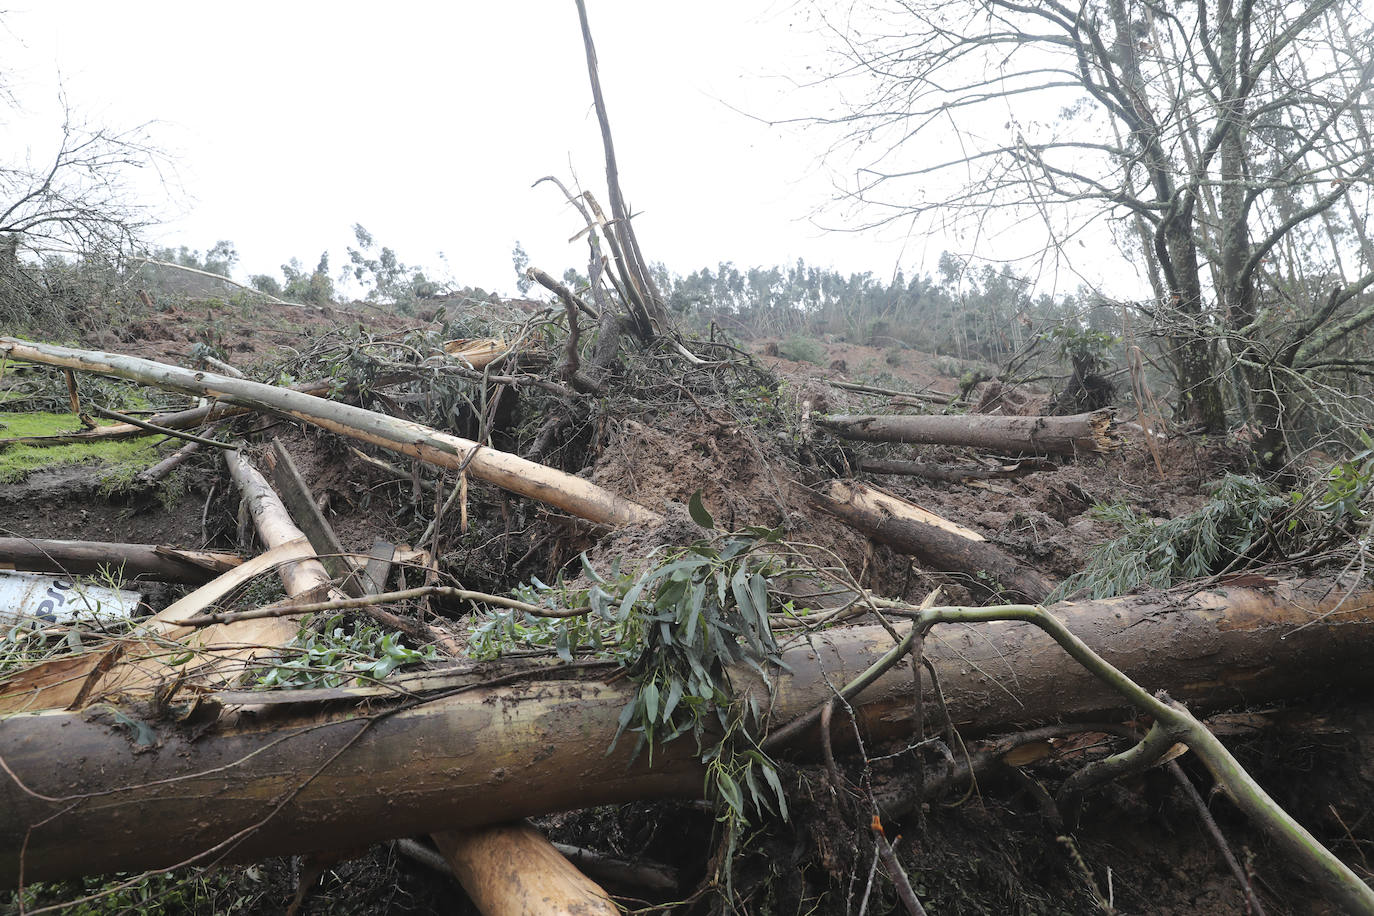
[0,411,170,484]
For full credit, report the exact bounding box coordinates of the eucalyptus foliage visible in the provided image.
[1053,475,1295,601]
[469,494,793,832]
[254,614,439,689]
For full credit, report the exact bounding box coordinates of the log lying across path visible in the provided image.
[0,338,660,529]
[0,537,243,584]
[811,480,1053,602]
[817,409,1122,456]
[4,578,1373,885]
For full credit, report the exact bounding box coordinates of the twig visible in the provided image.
[175,585,589,628]
[875,601,1374,914]
[526,265,599,320]
[871,821,929,916]
[1169,760,1266,915]
[349,447,439,494]
[90,405,234,449]
[130,256,306,308]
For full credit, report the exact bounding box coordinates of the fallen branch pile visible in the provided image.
[3,331,1374,911]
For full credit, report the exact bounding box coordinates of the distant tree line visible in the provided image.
[649,254,1112,368]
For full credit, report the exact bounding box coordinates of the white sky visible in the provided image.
[2,1,950,296]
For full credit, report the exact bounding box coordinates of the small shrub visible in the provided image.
[777,335,825,365]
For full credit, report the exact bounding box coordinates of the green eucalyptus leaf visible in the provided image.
[688,490,716,529]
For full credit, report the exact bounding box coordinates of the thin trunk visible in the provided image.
[0,538,242,584]
[810,481,1052,602]
[0,338,660,529]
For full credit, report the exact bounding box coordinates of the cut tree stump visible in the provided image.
[4,578,1374,883]
[817,409,1122,456]
[810,480,1052,602]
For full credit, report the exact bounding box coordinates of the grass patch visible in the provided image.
[0,412,170,484]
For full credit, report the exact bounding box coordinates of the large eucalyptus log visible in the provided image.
[817,409,1121,455]
[0,537,243,584]
[0,338,660,528]
[4,579,1374,885]
[810,480,1053,602]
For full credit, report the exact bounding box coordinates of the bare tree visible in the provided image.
[1,98,162,258]
[807,0,1374,464]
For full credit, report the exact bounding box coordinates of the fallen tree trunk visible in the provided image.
[860,457,1054,484]
[810,480,1053,602]
[4,579,1374,884]
[0,377,342,447]
[434,823,618,916]
[0,338,660,528]
[0,452,330,713]
[817,409,1122,456]
[0,538,243,584]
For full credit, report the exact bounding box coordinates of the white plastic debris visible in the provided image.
[0,570,142,627]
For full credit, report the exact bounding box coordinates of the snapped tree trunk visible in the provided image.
[816,410,1121,456]
[4,578,1373,884]
[0,538,243,584]
[0,338,660,529]
[810,480,1053,602]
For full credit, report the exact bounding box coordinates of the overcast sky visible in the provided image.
[1,1,957,297]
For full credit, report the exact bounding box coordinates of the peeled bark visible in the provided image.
[0,337,660,528]
[265,439,367,598]
[817,409,1122,456]
[0,537,243,584]
[434,823,619,916]
[811,480,1052,602]
[4,579,1374,885]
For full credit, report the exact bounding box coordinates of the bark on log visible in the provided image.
[0,538,243,584]
[810,481,1052,602]
[829,480,985,541]
[817,410,1122,456]
[4,579,1374,884]
[0,338,660,529]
